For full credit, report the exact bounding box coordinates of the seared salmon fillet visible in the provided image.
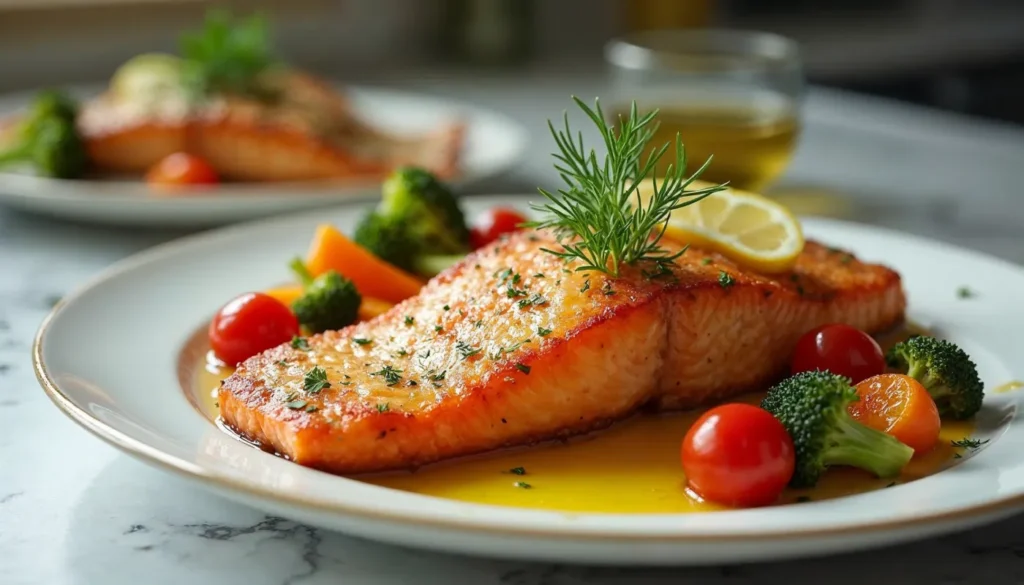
[219,230,905,474]
[75,71,464,181]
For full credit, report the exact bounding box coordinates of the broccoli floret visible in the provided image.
[0,89,88,178]
[379,166,470,254]
[886,336,984,420]
[354,209,466,277]
[761,370,914,488]
[288,258,361,334]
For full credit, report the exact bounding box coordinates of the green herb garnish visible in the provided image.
[286,399,308,410]
[377,403,390,413]
[951,438,988,450]
[370,366,402,386]
[353,338,372,345]
[455,341,482,360]
[514,481,532,489]
[179,10,279,101]
[404,316,414,325]
[515,363,531,375]
[957,287,975,299]
[290,336,310,350]
[527,97,725,277]
[537,326,553,336]
[509,467,526,475]
[718,271,735,288]
[303,366,330,394]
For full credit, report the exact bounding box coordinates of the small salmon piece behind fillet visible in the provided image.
[219,231,905,474]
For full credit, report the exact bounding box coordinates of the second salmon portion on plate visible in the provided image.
[0,10,526,226]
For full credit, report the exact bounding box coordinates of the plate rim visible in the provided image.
[32,199,1024,542]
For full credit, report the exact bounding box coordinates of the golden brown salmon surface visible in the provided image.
[76,71,464,181]
[219,230,905,474]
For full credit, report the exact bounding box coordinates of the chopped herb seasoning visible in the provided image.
[514,481,532,489]
[290,336,310,350]
[701,258,712,266]
[443,305,450,311]
[496,268,513,281]
[533,273,545,278]
[561,268,572,274]
[602,281,615,296]
[434,325,443,333]
[456,341,482,360]
[305,404,318,412]
[580,279,591,293]
[429,370,446,382]
[404,316,414,325]
[353,338,372,345]
[954,453,963,459]
[377,403,390,413]
[518,293,547,308]
[370,365,403,386]
[303,366,331,394]
[957,286,975,299]
[509,467,526,475]
[537,326,553,336]
[396,349,409,357]
[506,286,528,298]
[406,379,418,386]
[512,273,521,284]
[951,438,988,450]
[286,399,308,410]
[474,319,483,328]
[718,271,736,288]
[275,360,289,367]
[515,363,531,374]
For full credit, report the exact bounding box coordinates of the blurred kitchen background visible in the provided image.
[0,0,1022,261]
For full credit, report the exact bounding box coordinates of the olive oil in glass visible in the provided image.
[609,98,799,192]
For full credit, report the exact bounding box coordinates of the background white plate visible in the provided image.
[0,86,528,227]
[33,195,1024,565]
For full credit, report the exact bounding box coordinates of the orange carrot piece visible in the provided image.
[304,224,424,305]
[264,284,304,307]
[849,374,941,455]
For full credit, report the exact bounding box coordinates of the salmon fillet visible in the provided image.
[219,230,905,474]
[75,71,464,181]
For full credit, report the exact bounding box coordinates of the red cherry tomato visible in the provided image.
[791,323,885,383]
[146,152,219,186]
[681,403,795,507]
[208,292,300,366]
[469,207,528,249]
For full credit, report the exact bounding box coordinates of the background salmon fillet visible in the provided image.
[219,230,905,474]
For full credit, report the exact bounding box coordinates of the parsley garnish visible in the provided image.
[286,399,308,410]
[718,271,735,288]
[518,294,547,308]
[951,438,988,450]
[509,467,526,475]
[515,363,531,374]
[404,316,414,325]
[377,402,390,413]
[701,258,712,265]
[514,481,532,489]
[370,365,403,386]
[396,349,408,357]
[580,279,591,293]
[353,338,372,345]
[305,404,318,413]
[533,273,545,278]
[290,336,310,350]
[275,360,289,367]
[434,325,443,333]
[506,286,528,298]
[456,341,482,360]
[303,366,330,394]
[443,305,450,311]
[429,370,446,382]
[537,326,553,336]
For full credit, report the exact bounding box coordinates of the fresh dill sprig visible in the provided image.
[527,96,727,277]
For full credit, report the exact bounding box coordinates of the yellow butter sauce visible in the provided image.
[191,323,974,514]
[994,381,1024,394]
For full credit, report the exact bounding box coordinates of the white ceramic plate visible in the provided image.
[33,195,1024,565]
[0,86,528,227]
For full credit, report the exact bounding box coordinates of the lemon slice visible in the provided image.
[110,53,185,100]
[638,179,804,274]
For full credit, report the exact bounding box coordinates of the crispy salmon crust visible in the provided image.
[219,230,905,474]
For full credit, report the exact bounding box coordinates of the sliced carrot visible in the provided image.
[849,373,941,455]
[304,224,424,304]
[264,284,304,307]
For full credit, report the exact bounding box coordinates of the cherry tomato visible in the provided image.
[146,152,219,186]
[681,403,795,507]
[791,323,885,383]
[469,207,527,249]
[208,292,299,365]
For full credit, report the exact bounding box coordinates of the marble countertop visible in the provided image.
[3,71,1024,584]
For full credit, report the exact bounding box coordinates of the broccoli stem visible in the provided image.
[823,414,914,478]
[413,254,465,278]
[904,361,941,391]
[289,256,315,287]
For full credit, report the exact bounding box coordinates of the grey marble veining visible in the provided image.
[3,74,1024,585]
